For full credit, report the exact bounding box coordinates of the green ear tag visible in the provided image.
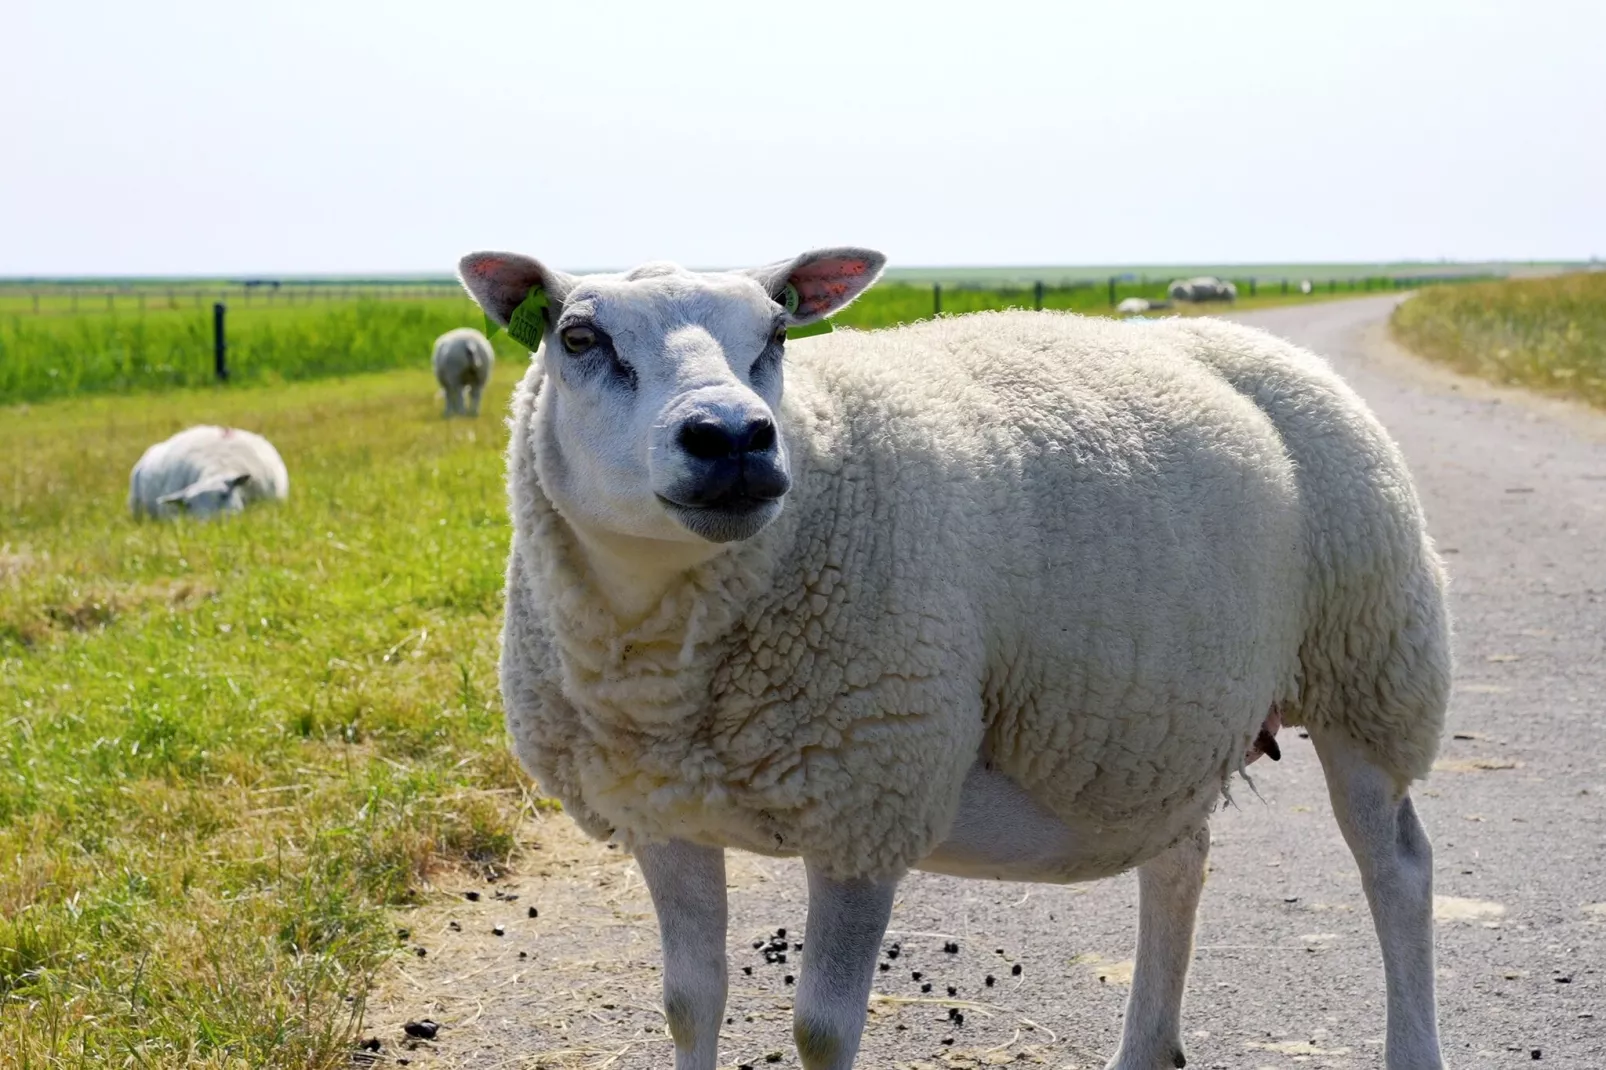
[781,283,800,315]
[506,288,550,350]
[786,319,833,341]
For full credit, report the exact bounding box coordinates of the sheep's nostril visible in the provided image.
[743,419,776,454]
[678,420,738,461]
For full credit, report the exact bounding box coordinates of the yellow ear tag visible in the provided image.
[506,288,550,350]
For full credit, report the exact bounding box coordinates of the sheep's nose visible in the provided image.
[677,416,777,460]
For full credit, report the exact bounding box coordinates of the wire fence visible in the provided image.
[0,283,470,317]
[0,273,1497,319]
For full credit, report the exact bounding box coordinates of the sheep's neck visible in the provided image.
[569,525,726,624]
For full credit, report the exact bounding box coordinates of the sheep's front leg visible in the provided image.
[1312,729,1444,1070]
[1106,824,1209,1070]
[793,863,898,1070]
[636,840,728,1070]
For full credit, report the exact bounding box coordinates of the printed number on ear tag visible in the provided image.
[781,283,800,315]
[507,288,550,350]
[786,319,833,341]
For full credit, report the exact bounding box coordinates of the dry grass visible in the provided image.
[1391,272,1606,408]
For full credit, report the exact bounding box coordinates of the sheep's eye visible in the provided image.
[772,324,788,346]
[561,326,596,354]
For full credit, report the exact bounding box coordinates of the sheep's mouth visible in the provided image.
[656,493,783,544]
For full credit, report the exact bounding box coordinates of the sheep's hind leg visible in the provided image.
[793,862,898,1070]
[636,840,728,1070]
[1105,824,1208,1070]
[467,382,484,416]
[1311,729,1445,1070]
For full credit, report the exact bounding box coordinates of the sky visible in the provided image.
[4,0,1604,276]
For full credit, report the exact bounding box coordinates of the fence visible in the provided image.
[0,283,469,317]
[0,273,1498,320]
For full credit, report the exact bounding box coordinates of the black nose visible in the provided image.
[677,417,776,460]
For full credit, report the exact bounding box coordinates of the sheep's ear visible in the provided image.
[226,473,251,491]
[740,247,887,325]
[156,489,191,507]
[458,252,578,330]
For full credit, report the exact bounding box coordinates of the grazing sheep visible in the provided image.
[1167,275,1239,302]
[432,326,495,416]
[463,247,1452,1070]
[1300,278,1315,294]
[129,425,288,519]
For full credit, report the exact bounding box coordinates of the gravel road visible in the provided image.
[369,296,1606,1070]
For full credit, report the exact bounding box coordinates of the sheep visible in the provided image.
[462,246,1452,1070]
[1301,278,1315,294]
[1115,296,1151,314]
[1167,275,1238,302]
[129,425,288,519]
[432,326,495,416]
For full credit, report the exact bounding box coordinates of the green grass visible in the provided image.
[1391,272,1606,408]
[3,277,1399,405]
[0,296,523,404]
[0,370,531,1066]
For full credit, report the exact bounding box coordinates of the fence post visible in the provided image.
[1034,280,1044,311]
[213,302,228,382]
[1281,278,1288,295]
[1108,276,1117,307]
[32,292,39,313]
[1249,278,1257,297]
[933,283,942,316]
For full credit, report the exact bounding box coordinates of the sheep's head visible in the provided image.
[460,248,884,546]
[156,473,251,519]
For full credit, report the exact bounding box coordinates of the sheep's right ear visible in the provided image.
[157,489,190,507]
[740,247,887,325]
[458,252,578,330]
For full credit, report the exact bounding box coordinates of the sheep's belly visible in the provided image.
[915,762,1214,883]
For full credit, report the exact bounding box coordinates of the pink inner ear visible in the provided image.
[792,257,873,315]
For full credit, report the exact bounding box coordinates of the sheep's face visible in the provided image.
[461,249,884,547]
[156,473,250,519]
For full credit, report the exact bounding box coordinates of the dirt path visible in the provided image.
[365,296,1606,1070]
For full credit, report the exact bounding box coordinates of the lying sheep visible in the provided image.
[129,425,288,519]
[1167,275,1238,302]
[432,326,495,416]
[1115,296,1151,314]
[463,247,1452,1070]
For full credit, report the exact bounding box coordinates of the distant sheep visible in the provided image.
[129,425,288,519]
[1300,279,1314,294]
[1116,297,1173,316]
[1168,276,1239,303]
[433,327,495,416]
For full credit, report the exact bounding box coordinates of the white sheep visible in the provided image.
[1167,275,1238,302]
[1115,296,1151,314]
[129,425,289,519]
[463,247,1452,1070]
[432,326,495,416]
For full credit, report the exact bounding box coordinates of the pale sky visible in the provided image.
[5,0,1603,276]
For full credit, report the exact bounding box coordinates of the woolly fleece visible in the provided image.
[500,310,1451,880]
[128,425,289,519]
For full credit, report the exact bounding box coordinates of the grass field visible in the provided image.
[5,277,1397,405]
[1391,272,1606,409]
[0,370,529,1065]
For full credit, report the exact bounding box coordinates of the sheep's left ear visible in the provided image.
[157,489,190,507]
[459,252,578,329]
[740,247,886,325]
[226,473,251,491]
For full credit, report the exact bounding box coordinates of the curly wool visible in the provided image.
[500,311,1450,880]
